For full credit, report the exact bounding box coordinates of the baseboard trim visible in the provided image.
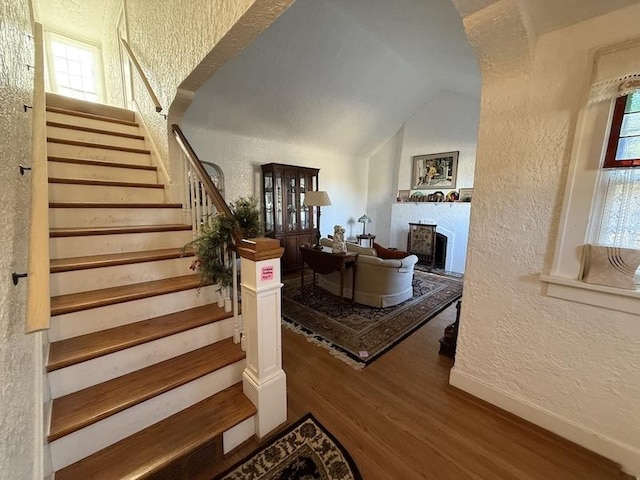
[449,367,640,477]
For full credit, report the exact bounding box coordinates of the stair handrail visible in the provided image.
[171,125,242,245]
[119,37,163,114]
[172,124,243,345]
[26,22,51,333]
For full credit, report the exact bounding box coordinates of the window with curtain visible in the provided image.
[542,43,640,313]
[590,88,640,282]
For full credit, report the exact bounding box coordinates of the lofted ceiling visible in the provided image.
[184,0,480,159]
[184,0,640,159]
[36,0,640,160]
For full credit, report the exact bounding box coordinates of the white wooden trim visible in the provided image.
[540,274,640,315]
[240,256,287,438]
[223,416,255,454]
[449,368,640,476]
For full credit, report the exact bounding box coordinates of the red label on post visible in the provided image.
[261,266,274,281]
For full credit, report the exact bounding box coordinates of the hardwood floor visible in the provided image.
[204,304,624,479]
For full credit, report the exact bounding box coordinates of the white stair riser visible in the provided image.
[50,229,193,258]
[46,111,140,136]
[49,285,220,341]
[49,206,183,228]
[47,142,151,166]
[49,361,245,471]
[49,183,164,204]
[223,417,255,454]
[48,161,158,184]
[47,125,147,150]
[50,256,195,296]
[49,318,235,398]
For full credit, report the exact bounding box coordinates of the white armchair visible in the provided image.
[316,238,418,307]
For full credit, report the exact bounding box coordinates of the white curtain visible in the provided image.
[588,72,640,105]
[594,167,640,248]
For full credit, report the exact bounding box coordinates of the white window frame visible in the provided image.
[540,97,640,315]
[44,30,106,103]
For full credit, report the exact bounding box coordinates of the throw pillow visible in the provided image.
[373,242,409,259]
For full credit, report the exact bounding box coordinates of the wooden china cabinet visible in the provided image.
[261,163,320,272]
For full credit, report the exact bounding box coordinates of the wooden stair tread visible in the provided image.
[54,383,255,480]
[48,156,157,171]
[48,177,164,189]
[51,248,193,273]
[48,137,151,155]
[46,105,139,127]
[47,121,145,140]
[46,93,136,122]
[49,202,181,209]
[50,274,204,316]
[47,304,230,371]
[50,224,192,238]
[48,339,245,441]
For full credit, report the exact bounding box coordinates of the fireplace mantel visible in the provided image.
[390,202,471,273]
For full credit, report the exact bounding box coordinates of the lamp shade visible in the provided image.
[358,214,371,224]
[303,191,332,207]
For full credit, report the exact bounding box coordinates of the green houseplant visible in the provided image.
[186,195,263,289]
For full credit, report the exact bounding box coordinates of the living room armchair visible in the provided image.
[317,238,418,307]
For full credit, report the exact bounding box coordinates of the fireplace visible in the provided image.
[407,224,447,270]
[435,233,447,269]
[391,203,471,273]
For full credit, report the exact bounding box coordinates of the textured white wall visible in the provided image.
[398,91,479,192]
[175,0,478,161]
[100,0,293,191]
[451,2,640,474]
[0,0,39,478]
[366,128,403,246]
[178,124,369,240]
[101,0,258,162]
[366,91,479,259]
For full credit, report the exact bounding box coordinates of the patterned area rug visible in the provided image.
[214,413,361,480]
[282,270,463,368]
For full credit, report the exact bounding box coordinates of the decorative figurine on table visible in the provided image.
[332,225,347,254]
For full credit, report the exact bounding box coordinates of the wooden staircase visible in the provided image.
[45,93,256,479]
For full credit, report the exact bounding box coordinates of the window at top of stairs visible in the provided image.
[46,32,105,103]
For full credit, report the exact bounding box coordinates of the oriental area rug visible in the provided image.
[281,270,463,369]
[214,413,361,480]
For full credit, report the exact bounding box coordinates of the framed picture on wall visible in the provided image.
[412,151,459,190]
[397,189,410,202]
[459,187,473,202]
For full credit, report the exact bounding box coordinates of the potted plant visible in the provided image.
[185,196,263,306]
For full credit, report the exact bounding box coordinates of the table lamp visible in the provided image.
[358,214,371,235]
[303,191,332,249]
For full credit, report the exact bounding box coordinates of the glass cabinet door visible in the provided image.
[299,174,309,231]
[275,175,283,232]
[264,173,274,232]
[286,173,298,231]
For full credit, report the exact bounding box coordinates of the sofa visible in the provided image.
[317,238,418,308]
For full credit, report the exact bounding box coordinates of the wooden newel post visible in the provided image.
[236,238,287,438]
